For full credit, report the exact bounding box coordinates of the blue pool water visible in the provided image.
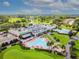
[28,38,48,49]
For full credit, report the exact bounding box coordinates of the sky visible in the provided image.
[0,0,79,15]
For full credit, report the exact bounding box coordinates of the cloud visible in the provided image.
[50,9,64,15]
[23,0,79,9]
[72,8,79,10]
[0,0,79,15]
[23,0,56,7]
[70,0,79,4]
[16,8,43,15]
[21,0,79,15]
[3,1,10,7]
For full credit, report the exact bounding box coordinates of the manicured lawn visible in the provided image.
[74,40,79,50]
[51,32,69,45]
[0,45,64,59]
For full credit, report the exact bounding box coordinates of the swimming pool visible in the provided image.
[27,38,49,49]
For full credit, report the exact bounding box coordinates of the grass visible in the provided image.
[50,32,69,45]
[42,32,69,45]
[76,32,79,36]
[75,50,79,59]
[74,40,79,50]
[8,18,23,23]
[72,49,79,59]
[42,34,52,40]
[0,45,64,59]
[42,34,56,43]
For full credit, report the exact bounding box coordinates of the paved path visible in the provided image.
[71,36,79,40]
[47,32,55,41]
[66,41,71,59]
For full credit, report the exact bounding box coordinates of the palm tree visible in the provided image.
[19,35,23,39]
[69,41,77,59]
[47,41,54,53]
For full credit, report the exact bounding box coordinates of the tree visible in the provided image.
[19,35,23,39]
[69,41,77,59]
[47,41,54,52]
[68,30,73,38]
[53,18,62,28]
[40,16,45,22]
[13,23,21,28]
[70,48,77,59]
[61,45,65,49]
[69,41,75,47]
[0,16,9,23]
[73,18,79,34]
[56,39,60,42]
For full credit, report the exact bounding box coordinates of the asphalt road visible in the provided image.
[66,41,71,59]
[66,36,79,59]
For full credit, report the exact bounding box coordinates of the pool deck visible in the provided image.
[21,37,49,49]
